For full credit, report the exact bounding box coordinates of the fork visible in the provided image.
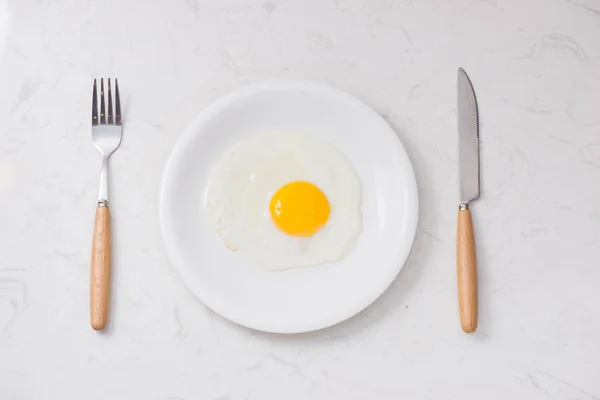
[90,78,122,330]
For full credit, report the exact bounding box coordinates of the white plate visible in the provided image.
[160,80,418,333]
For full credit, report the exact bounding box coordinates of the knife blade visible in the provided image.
[456,67,480,334]
[458,68,480,204]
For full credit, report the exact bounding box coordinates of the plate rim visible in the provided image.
[159,79,419,333]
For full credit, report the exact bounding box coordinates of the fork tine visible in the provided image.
[115,79,121,126]
[92,79,98,126]
[100,78,106,124]
[107,78,113,124]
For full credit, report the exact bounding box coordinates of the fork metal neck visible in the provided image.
[98,157,109,206]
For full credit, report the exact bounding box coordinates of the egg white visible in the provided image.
[203,132,362,270]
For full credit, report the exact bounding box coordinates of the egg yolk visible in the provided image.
[270,181,330,237]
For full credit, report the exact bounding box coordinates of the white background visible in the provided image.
[0,0,599,399]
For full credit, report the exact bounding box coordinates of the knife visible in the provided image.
[456,67,480,333]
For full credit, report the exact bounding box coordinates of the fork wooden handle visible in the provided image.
[90,205,111,330]
[457,207,478,333]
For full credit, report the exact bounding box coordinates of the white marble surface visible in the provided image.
[1,0,599,398]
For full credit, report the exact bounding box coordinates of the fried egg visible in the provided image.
[203,132,362,269]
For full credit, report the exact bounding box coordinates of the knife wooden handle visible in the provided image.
[457,207,478,333]
[90,205,111,330]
